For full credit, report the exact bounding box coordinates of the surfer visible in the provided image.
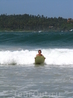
[35,50,46,64]
[35,50,45,59]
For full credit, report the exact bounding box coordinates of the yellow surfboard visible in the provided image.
[35,56,45,64]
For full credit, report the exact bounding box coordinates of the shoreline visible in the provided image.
[0,29,71,33]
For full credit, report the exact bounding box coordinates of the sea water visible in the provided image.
[0,31,73,98]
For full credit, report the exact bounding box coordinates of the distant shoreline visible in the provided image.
[0,29,72,33]
[0,14,73,32]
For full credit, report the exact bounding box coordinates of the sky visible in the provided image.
[0,0,73,19]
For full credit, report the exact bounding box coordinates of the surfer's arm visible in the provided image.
[40,54,46,59]
[36,54,46,59]
[43,56,46,59]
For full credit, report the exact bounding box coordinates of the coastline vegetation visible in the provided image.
[0,14,73,32]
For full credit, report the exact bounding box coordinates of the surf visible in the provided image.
[0,48,73,66]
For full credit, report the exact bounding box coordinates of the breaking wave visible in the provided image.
[0,48,73,66]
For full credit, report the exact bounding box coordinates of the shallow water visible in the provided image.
[0,65,73,98]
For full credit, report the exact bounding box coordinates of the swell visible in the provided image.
[0,32,73,47]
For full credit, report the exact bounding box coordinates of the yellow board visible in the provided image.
[35,56,45,64]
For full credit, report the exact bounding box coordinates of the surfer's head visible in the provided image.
[38,50,42,53]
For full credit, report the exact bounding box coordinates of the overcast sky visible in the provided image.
[0,0,73,18]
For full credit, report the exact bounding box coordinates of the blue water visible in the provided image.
[0,31,73,98]
[0,31,73,48]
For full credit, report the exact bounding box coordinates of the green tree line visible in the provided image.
[0,14,73,31]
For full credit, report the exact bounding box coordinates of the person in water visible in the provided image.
[35,50,45,59]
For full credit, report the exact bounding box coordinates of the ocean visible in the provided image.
[0,31,73,98]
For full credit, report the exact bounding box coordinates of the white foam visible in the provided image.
[44,49,73,66]
[0,50,36,66]
[0,49,73,66]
